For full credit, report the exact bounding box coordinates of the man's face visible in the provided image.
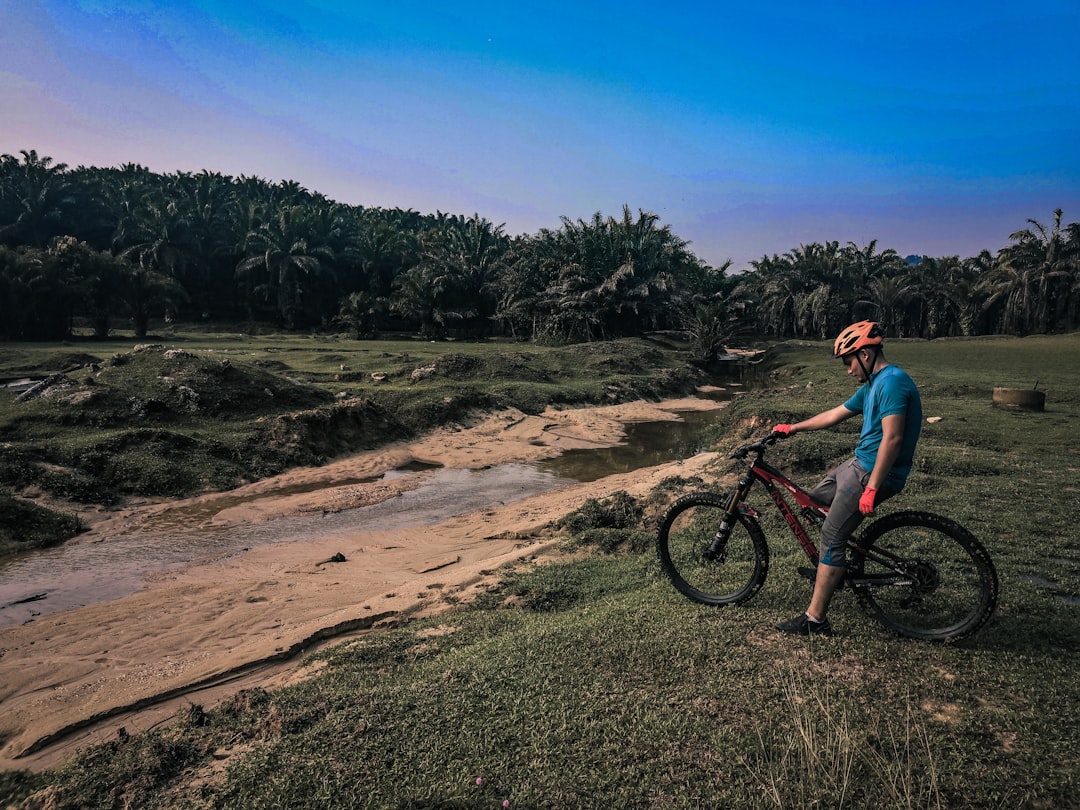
[841,349,870,382]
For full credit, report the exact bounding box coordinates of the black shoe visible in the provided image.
[777,613,834,636]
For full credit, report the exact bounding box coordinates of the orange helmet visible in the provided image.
[833,320,883,358]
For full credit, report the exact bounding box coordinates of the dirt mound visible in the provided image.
[0,348,388,507]
[265,398,406,462]
[562,340,668,374]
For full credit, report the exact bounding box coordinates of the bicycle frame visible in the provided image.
[730,447,946,590]
[721,439,909,584]
[723,439,828,565]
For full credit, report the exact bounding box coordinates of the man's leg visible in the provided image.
[808,481,901,622]
[807,563,846,622]
[778,458,866,635]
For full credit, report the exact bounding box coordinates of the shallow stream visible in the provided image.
[0,400,730,628]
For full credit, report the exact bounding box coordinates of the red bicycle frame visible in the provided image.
[729,452,828,565]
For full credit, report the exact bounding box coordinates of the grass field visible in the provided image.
[2,333,1079,808]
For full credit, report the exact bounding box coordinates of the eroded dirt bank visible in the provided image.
[0,397,727,771]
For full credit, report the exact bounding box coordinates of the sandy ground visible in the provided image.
[0,396,729,772]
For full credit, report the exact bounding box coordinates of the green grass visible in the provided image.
[0,489,84,557]
[3,333,1079,808]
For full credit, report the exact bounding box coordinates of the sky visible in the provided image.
[2,0,1079,270]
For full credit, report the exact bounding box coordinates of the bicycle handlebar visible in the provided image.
[730,431,786,460]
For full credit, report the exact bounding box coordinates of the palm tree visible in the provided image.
[44,236,131,337]
[92,166,196,333]
[859,275,917,336]
[990,209,1077,334]
[1062,221,1080,330]
[236,204,334,328]
[491,235,559,339]
[351,209,417,302]
[748,255,800,337]
[116,191,195,286]
[0,150,78,247]
[118,265,189,337]
[170,170,244,319]
[794,282,838,339]
[390,260,455,339]
[902,256,985,338]
[785,241,845,337]
[335,290,384,339]
[522,206,703,342]
[597,206,701,336]
[8,237,92,339]
[835,240,900,321]
[394,213,509,338]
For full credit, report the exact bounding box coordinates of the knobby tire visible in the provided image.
[849,510,998,642]
[656,492,769,606]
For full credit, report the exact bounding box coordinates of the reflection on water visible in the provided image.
[0,400,732,628]
[539,409,721,482]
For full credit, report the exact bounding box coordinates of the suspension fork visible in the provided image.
[703,470,756,561]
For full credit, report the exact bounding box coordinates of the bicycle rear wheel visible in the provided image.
[849,510,998,642]
[657,492,769,606]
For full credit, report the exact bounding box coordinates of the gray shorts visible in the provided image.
[809,457,896,567]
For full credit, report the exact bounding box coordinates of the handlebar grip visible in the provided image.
[731,433,787,459]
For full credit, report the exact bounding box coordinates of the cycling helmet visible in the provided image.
[833,320,883,358]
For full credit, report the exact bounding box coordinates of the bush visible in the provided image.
[556,490,642,534]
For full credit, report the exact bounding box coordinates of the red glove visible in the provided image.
[772,424,793,437]
[859,487,878,515]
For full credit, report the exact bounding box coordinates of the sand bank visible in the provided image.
[0,397,727,771]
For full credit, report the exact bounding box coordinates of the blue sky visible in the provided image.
[3,0,1078,269]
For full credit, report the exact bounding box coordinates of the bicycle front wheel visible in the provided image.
[657,492,769,606]
[850,510,998,643]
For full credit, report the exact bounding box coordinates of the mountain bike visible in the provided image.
[656,433,998,642]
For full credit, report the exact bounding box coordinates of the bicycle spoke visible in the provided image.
[852,511,997,642]
[657,493,768,606]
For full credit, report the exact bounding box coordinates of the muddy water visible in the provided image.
[0,403,731,628]
[539,408,721,482]
[0,464,567,628]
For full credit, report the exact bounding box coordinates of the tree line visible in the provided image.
[2,149,1077,352]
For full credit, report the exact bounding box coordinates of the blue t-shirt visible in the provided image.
[844,364,922,491]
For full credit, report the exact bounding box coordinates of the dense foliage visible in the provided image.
[2,149,1078,345]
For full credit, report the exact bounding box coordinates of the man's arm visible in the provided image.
[788,404,856,434]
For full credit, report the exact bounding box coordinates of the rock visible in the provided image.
[411,365,436,382]
[176,385,200,411]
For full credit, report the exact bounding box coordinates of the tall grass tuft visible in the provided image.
[742,665,943,809]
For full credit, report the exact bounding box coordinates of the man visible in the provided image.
[771,320,922,636]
